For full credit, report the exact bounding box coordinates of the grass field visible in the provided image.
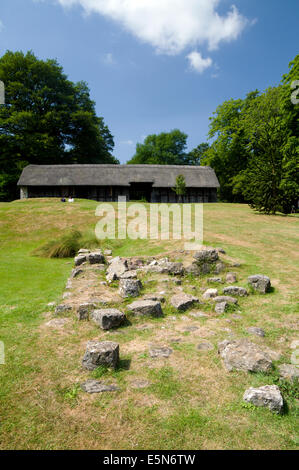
[0,198,298,450]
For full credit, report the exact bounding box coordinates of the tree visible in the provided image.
[127,129,188,165]
[172,174,186,202]
[235,87,299,214]
[186,143,209,166]
[201,91,259,202]
[0,50,118,201]
[202,55,299,211]
[279,54,299,213]
[281,54,299,137]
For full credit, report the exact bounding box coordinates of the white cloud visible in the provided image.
[55,0,248,55]
[187,51,212,73]
[121,139,134,146]
[103,52,116,65]
[0,20,4,32]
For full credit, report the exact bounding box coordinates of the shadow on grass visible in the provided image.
[119,317,133,329]
[117,358,131,372]
[247,285,276,295]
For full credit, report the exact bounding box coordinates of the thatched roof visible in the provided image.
[17,164,220,188]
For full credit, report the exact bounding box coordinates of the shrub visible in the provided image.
[32,229,102,258]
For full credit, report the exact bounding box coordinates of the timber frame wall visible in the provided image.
[22,185,218,203]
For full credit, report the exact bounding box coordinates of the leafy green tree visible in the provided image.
[235,87,299,214]
[201,91,259,202]
[172,174,186,202]
[281,54,299,137]
[0,50,118,201]
[278,54,299,213]
[127,129,188,165]
[186,143,209,166]
[203,55,299,212]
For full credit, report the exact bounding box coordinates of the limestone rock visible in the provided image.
[218,339,273,373]
[106,257,128,282]
[185,263,202,276]
[278,364,299,382]
[81,379,119,394]
[149,346,173,358]
[104,249,112,256]
[74,254,87,266]
[247,327,266,338]
[215,302,229,314]
[248,275,271,294]
[145,260,184,276]
[208,277,223,283]
[78,248,90,254]
[148,260,158,266]
[91,309,125,330]
[82,340,119,370]
[193,249,219,263]
[203,288,218,300]
[128,258,145,270]
[223,286,248,297]
[226,272,237,284]
[263,347,282,361]
[170,293,199,312]
[119,279,142,298]
[70,267,83,279]
[143,294,166,303]
[77,303,96,321]
[55,304,73,315]
[243,385,283,413]
[166,262,185,276]
[65,280,73,290]
[214,262,226,274]
[87,251,105,265]
[214,296,238,305]
[119,270,138,279]
[127,300,163,317]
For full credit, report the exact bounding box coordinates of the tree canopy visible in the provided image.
[0,50,118,201]
[185,143,210,166]
[234,87,298,214]
[127,129,189,165]
[201,54,299,213]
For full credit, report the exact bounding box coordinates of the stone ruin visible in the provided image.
[47,246,296,411]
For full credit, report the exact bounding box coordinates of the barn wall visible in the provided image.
[26,186,218,202]
[151,188,217,203]
[20,187,28,199]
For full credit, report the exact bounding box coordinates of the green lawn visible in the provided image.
[0,199,298,450]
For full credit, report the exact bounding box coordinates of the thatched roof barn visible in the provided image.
[17,164,220,203]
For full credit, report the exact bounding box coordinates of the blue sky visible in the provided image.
[0,0,298,163]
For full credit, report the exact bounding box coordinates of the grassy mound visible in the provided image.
[0,198,298,450]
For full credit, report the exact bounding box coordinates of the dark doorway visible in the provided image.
[129,182,153,202]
